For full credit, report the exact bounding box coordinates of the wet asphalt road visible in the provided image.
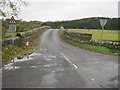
[3,29,118,88]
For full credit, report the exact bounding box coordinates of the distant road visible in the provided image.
[3,29,118,88]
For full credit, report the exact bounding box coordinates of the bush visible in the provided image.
[16,24,24,32]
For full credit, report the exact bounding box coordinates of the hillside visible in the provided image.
[42,17,120,30]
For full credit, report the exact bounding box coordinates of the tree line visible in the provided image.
[42,17,120,30]
[2,17,119,38]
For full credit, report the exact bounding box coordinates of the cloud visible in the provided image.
[18,0,119,21]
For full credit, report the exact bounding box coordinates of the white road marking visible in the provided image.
[72,64,78,69]
[60,53,78,69]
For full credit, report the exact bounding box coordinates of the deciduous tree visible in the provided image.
[0,0,27,17]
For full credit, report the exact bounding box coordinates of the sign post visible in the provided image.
[8,16,17,69]
[8,16,17,44]
[99,19,108,40]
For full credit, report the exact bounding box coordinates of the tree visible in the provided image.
[2,19,8,38]
[0,0,27,17]
[16,24,24,32]
[42,17,119,30]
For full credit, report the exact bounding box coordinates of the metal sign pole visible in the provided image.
[12,30,15,69]
[12,31,14,44]
[13,25,16,69]
[100,26,104,40]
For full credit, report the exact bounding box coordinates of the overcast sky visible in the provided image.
[17,0,119,21]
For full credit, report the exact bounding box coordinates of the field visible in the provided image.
[67,29,120,41]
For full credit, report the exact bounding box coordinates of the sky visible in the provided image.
[16,0,119,21]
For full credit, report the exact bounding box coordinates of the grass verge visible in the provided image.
[2,29,46,65]
[2,45,32,65]
[62,36,120,55]
[3,32,16,38]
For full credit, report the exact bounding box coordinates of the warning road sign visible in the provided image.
[99,19,108,28]
[8,16,17,24]
[8,16,17,45]
[8,16,17,32]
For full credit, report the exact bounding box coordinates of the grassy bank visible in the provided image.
[2,32,16,38]
[2,38,39,65]
[62,36,120,55]
[67,29,119,41]
[2,28,47,65]
[2,45,32,64]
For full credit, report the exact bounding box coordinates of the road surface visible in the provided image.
[3,29,118,88]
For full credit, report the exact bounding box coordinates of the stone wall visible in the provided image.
[62,29,120,50]
[88,39,120,49]
[63,30,92,42]
[2,26,51,46]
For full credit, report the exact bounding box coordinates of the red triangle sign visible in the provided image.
[8,16,17,24]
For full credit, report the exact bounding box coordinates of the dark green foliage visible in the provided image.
[16,20,43,32]
[42,17,120,30]
[2,19,9,38]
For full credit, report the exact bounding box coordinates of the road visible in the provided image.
[3,29,118,88]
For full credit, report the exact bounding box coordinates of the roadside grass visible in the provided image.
[0,51,1,66]
[2,45,33,65]
[67,29,119,41]
[2,28,46,65]
[3,32,16,38]
[62,36,120,55]
[2,36,40,65]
